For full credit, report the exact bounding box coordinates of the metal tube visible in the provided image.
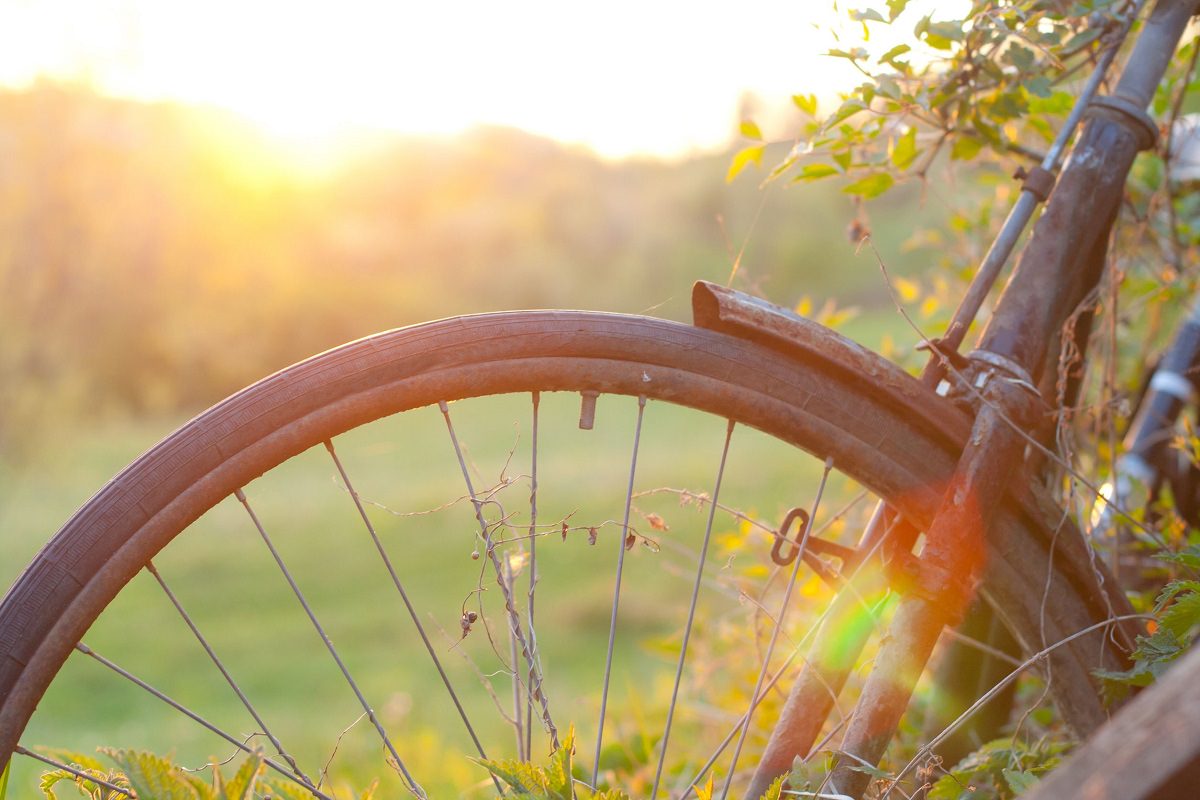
[939,0,1144,354]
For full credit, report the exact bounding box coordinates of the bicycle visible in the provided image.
[1,0,1197,797]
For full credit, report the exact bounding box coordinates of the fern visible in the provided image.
[32,748,360,800]
[475,726,630,800]
[1095,579,1200,702]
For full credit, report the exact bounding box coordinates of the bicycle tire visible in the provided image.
[0,311,1134,795]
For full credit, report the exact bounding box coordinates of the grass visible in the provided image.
[0,388,875,797]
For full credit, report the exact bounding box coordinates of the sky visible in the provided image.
[0,0,950,159]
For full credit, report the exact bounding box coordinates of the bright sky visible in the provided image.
[0,0,948,159]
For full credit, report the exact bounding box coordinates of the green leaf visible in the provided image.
[1160,589,1200,639]
[825,97,867,128]
[892,126,919,169]
[101,749,199,800]
[1029,90,1074,115]
[1003,43,1036,71]
[833,149,853,171]
[221,754,263,800]
[727,144,766,182]
[740,120,763,140]
[951,135,984,161]
[887,0,909,21]
[1003,768,1040,793]
[927,20,965,42]
[755,774,787,800]
[0,759,8,800]
[1155,580,1200,613]
[827,47,869,61]
[1025,76,1053,98]
[843,172,895,198]
[879,43,911,68]
[792,163,839,182]
[1159,545,1200,570]
[876,76,902,100]
[792,94,818,116]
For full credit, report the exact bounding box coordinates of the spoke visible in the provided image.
[650,419,735,798]
[438,400,559,749]
[504,556,525,759]
[721,458,835,800]
[145,561,312,785]
[675,651,801,799]
[592,394,648,787]
[686,512,902,799]
[72,642,333,800]
[323,439,496,780]
[525,391,541,760]
[235,488,427,799]
[15,746,133,797]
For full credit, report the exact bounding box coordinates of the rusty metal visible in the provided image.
[1020,640,1200,800]
[980,0,1196,377]
[829,376,1040,798]
[770,508,810,566]
[742,514,919,800]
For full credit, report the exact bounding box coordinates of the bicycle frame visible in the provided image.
[723,0,1200,795]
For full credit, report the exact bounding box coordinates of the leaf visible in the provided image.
[695,774,715,800]
[1025,76,1053,99]
[1159,545,1200,570]
[927,20,965,43]
[825,97,867,128]
[645,513,669,531]
[1003,43,1036,71]
[740,120,763,140]
[544,735,574,800]
[887,0,909,21]
[102,749,200,800]
[221,754,263,800]
[755,774,786,800]
[842,172,895,199]
[792,163,839,182]
[1003,768,1039,793]
[0,759,7,800]
[832,149,853,171]
[878,43,911,68]
[792,94,818,116]
[475,757,547,794]
[826,47,869,61]
[951,135,983,161]
[891,126,918,170]
[1159,589,1200,639]
[727,144,765,182]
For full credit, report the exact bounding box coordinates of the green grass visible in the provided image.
[1,391,873,797]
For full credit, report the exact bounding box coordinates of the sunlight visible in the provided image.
[1,0,973,162]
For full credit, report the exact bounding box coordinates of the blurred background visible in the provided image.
[0,0,968,470]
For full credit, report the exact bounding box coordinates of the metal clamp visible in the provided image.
[1088,94,1159,151]
[966,349,1040,395]
[1013,164,1057,202]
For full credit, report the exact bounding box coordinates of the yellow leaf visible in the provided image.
[920,296,940,318]
[727,144,766,182]
[697,774,715,800]
[795,295,813,317]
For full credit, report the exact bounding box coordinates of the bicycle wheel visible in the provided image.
[0,311,1133,797]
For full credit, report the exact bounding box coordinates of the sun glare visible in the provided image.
[1,0,968,161]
